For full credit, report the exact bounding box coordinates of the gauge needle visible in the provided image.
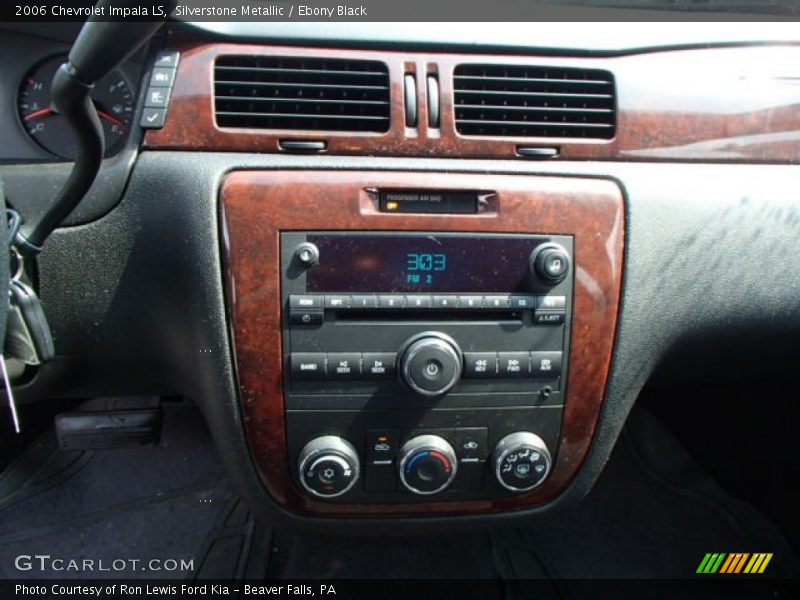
[96,110,124,126]
[24,107,54,121]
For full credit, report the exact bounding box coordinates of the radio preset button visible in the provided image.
[484,295,511,309]
[350,295,378,309]
[327,353,362,379]
[509,295,537,310]
[324,295,350,309]
[463,352,498,378]
[290,353,326,380]
[458,295,484,309]
[537,295,566,310]
[531,351,562,378]
[405,294,433,309]
[363,352,397,379]
[289,294,323,310]
[432,295,459,309]
[498,352,531,378]
[378,295,406,309]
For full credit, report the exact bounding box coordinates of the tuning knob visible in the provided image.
[530,243,570,283]
[297,436,360,498]
[492,432,552,492]
[398,434,458,495]
[399,332,463,397]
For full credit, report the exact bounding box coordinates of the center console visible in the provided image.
[221,171,624,516]
[283,231,572,502]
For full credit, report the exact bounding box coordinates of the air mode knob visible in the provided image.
[530,243,571,283]
[297,436,360,498]
[398,434,458,495]
[492,432,552,492]
[399,332,463,397]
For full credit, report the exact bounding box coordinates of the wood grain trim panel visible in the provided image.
[146,43,800,163]
[221,170,624,516]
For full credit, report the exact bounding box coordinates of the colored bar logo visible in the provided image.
[697,553,773,574]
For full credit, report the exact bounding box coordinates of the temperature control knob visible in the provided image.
[400,333,463,397]
[297,436,360,498]
[492,432,552,492]
[530,243,571,283]
[398,435,458,495]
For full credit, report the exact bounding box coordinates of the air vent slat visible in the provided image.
[454,75,612,86]
[454,64,616,139]
[215,96,390,106]
[214,55,390,133]
[457,105,613,114]
[215,80,389,91]
[216,65,387,78]
[216,112,390,121]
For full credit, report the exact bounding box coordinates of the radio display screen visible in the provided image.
[305,234,540,293]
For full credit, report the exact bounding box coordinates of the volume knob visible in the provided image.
[399,333,463,397]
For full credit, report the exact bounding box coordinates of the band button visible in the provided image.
[290,353,326,380]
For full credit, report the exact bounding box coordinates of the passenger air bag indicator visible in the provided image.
[379,190,479,214]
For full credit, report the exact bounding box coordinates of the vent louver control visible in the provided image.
[214,55,391,133]
[454,64,616,139]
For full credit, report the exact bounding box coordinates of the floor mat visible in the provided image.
[0,405,249,580]
[492,409,800,598]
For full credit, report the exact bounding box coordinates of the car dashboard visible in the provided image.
[0,20,798,532]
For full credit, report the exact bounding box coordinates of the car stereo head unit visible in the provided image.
[280,231,573,504]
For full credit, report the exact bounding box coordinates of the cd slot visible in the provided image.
[332,309,524,322]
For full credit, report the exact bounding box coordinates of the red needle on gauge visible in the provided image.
[24,107,53,120]
[97,110,123,126]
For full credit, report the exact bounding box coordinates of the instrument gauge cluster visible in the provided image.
[17,55,134,160]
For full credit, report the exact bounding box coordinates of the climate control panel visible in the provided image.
[295,430,553,499]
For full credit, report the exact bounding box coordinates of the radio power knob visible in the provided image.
[294,242,320,267]
[492,432,552,492]
[530,243,571,283]
[398,434,458,495]
[399,333,463,397]
[297,436,360,498]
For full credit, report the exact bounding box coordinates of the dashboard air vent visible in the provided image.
[454,64,616,139]
[214,56,391,133]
